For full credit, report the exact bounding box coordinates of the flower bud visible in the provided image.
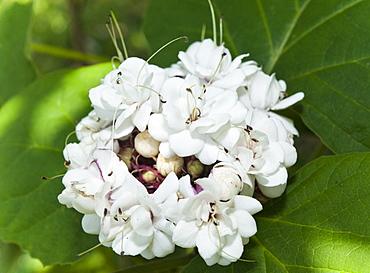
[210,164,243,201]
[187,158,204,178]
[118,146,134,170]
[156,153,184,176]
[142,170,157,183]
[134,130,160,158]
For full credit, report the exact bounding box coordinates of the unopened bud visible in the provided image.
[187,158,204,178]
[142,170,156,183]
[118,147,133,170]
[156,153,184,176]
[210,164,243,201]
[134,130,160,158]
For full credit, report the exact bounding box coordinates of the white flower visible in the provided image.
[148,74,247,164]
[167,176,262,266]
[94,172,179,259]
[218,109,297,198]
[58,149,128,214]
[168,39,259,90]
[238,70,304,135]
[89,57,167,138]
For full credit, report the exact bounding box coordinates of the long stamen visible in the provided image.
[136,36,188,86]
[201,24,206,41]
[219,15,224,45]
[207,0,217,43]
[77,218,130,257]
[110,10,129,60]
[202,52,227,93]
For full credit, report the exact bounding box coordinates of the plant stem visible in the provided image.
[31,43,109,63]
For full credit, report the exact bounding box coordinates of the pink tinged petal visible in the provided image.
[278,141,297,167]
[233,195,263,215]
[195,178,222,197]
[196,225,220,265]
[219,233,244,265]
[233,210,257,238]
[148,114,170,142]
[132,100,152,132]
[272,92,304,110]
[172,220,198,248]
[82,214,101,235]
[169,130,205,157]
[131,206,153,237]
[152,172,179,204]
[148,229,175,257]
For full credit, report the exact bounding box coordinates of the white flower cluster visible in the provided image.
[58,38,303,266]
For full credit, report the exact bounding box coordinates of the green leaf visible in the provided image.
[0,0,37,105]
[0,62,112,265]
[143,0,370,154]
[181,153,370,272]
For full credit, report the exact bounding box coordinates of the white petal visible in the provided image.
[148,229,175,257]
[158,142,175,158]
[172,220,198,248]
[269,112,299,136]
[272,92,304,110]
[233,195,262,215]
[132,100,152,132]
[196,225,220,265]
[233,210,257,238]
[279,141,297,167]
[131,206,153,237]
[82,214,101,235]
[152,172,179,204]
[148,114,170,142]
[220,233,243,264]
[169,130,205,157]
[120,230,152,256]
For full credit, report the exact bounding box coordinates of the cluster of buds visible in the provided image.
[58,11,303,265]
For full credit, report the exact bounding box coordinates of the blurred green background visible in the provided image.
[0,0,331,272]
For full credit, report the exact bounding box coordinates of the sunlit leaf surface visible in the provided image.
[182,153,370,272]
[0,63,111,265]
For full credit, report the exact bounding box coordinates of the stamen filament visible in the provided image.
[207,0,217,43]
[136,36,188,86]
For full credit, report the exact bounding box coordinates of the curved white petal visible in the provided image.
[82,214,101,235]
[169,130,205,157]
[272,92,304,110]
[172,220,198,248]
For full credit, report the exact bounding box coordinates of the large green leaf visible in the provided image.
[0,0,37,105]
[0,62,112,265]
[181,153,370,272]
[143,0,370,154]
